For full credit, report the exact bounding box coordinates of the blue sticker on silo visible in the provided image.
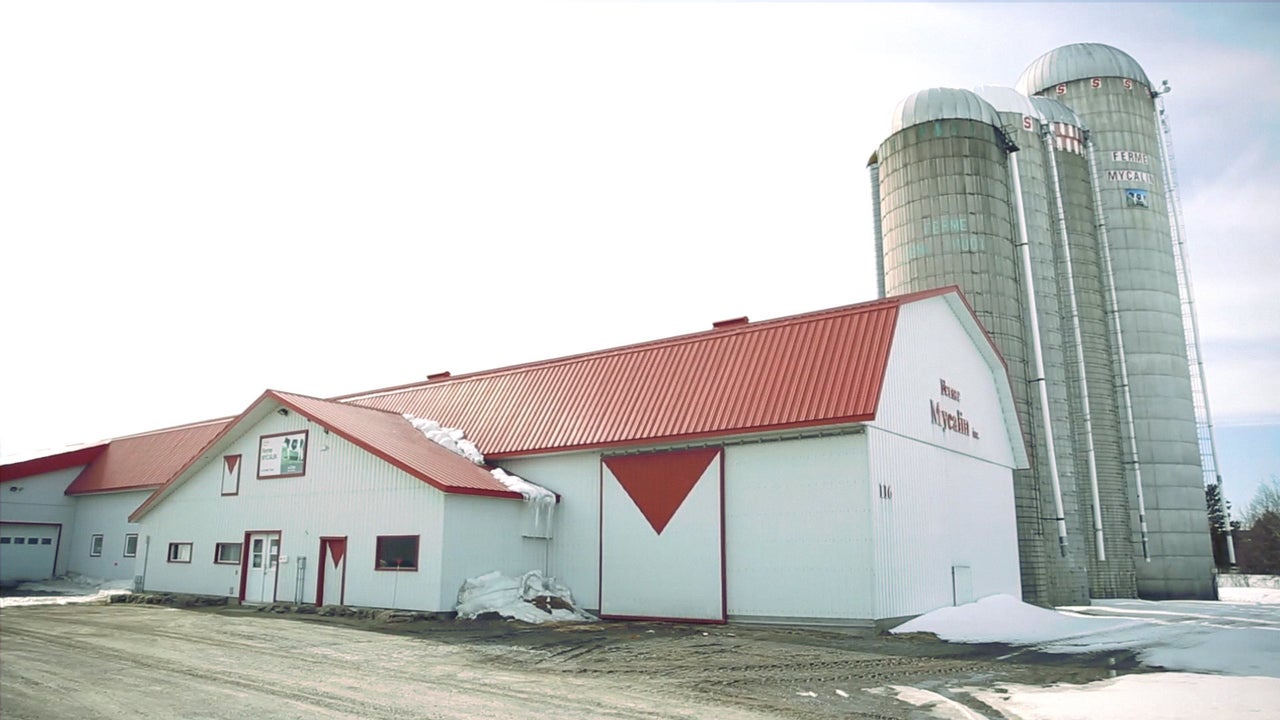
[1125,188,1150,208]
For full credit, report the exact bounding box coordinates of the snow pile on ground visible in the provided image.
[893,594,1142,644]
[878,585,1280,719]
[456,571,594,624]
[1,574,132,608]
[962,673,1280,720]
[893,592,1280,677]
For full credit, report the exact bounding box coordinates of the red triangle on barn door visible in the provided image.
[604,447,719,535]
[327,539,346,567]
[224,456,239,474]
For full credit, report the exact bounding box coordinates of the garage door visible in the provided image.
[0,523,61,585]
[600,447,724,622]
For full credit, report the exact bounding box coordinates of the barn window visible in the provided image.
[0,537,10,544]
[167,542,193,563]
[123,534,138,558]
[375,535,419,571]
[214,542,242,564]
[90,534,104,557]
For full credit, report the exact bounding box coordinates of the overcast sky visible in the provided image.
[2,2,1276,510]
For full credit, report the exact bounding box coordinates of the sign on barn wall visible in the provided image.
[258,431,308,479]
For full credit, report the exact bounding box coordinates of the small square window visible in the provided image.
[167,542,193,563]
[14,537,25,545]
[0,537,10,544]
[375,535,419,571]
[90,534,104,557]
[41,538,52,545]
[123,534,138,558]
[214,542,242,564]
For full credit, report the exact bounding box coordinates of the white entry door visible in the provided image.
[600,447,724,622]
[245,532,280,603]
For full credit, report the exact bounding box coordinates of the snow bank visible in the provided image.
[893,593,1280,677]
[962,674,1280,720]
[892,594,1142,644]
[1,574,132,608]
[456,571,594,624]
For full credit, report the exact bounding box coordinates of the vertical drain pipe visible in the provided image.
[1010,147,1070,558]
[1086,134,1151,561]
[1042,127,1107,562]
[868,152,886,299]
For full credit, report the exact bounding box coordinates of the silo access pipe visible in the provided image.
[1009,149,1070,558]
[1042,127,1107,562]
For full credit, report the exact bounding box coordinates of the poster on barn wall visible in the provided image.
[258,430,308,478]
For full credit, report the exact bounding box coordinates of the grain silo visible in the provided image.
[1028,94,1137,598]
[1018,44,1214,599]
[871,87,1090,606]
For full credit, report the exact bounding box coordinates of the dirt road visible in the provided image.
[0,604,1135,719]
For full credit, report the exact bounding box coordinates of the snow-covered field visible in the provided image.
[0,575,132,608]
[887,577,1280,719]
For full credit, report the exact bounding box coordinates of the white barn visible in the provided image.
[129,287,1027,626]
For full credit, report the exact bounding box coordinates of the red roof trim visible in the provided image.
[1,444,109,482]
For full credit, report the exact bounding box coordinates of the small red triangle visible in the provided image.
[224,455,239,474]
[605,448,719,535]
[327,539,346,567]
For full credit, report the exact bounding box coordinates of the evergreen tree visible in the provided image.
[1204,482,1237,569]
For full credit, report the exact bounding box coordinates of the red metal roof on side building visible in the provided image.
[1,444,109,482]
[336,291,950,457]
[65,419,231,495]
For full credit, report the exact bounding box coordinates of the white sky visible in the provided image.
[2,2,1277,508]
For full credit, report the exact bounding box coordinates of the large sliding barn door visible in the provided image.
[600,447,724,622]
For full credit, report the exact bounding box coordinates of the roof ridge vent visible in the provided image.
[427,371,452,381]
[712,316,749,329]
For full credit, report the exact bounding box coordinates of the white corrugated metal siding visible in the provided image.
[868,295,1024,618]
[724,434,873,622]
[66,490,150,581]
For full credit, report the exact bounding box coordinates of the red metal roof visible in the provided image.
[338,291,944,457]
[269,391,519,499]
[65,420,230,495]
[1,444,109,482]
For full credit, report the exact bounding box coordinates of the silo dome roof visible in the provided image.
[890,87,1002,134]
[1017,43,1152,95]
[973,85,1043,120]
[1029,96,1087,129]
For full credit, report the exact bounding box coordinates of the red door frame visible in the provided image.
[315,536,348,606]
[237,530,282,603]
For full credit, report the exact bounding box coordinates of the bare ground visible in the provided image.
[0,603,1144,719]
